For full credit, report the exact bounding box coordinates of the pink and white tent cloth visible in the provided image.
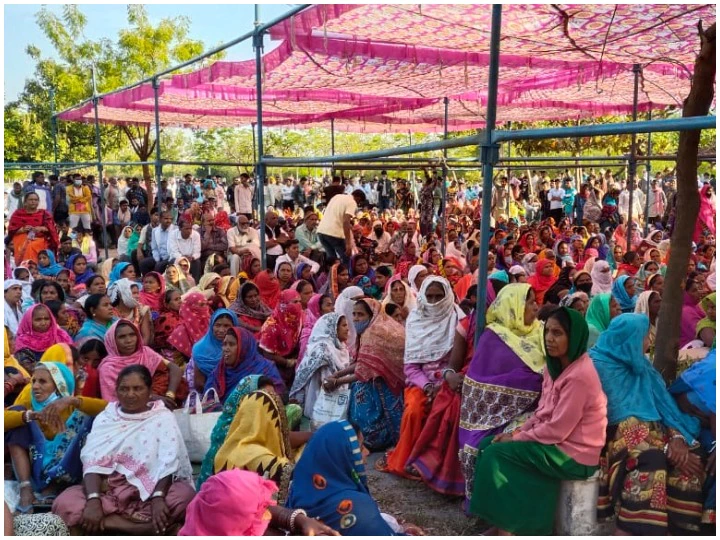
[58,4,715,133]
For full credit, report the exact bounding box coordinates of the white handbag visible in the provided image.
[174,388,221,463]
[310,384,351,431]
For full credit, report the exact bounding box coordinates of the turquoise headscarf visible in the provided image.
[108,261,132,285]
[590,314,700,442]
[611,275,637,313]
[30,362,75,411]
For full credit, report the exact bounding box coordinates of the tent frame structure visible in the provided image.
[7,4,717,339]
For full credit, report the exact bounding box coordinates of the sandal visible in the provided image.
[374,454,391,472]
[403,464,422,481]
[17,482,35,514]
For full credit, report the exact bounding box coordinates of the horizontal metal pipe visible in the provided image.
[493,116,716,143]
[54,5,311,118]
[162,160,256,167]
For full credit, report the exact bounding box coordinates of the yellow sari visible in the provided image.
[4,328,29,378]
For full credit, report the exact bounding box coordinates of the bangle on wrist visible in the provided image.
[150,490,165,500]
[289,509,307,532]
[86,492,101,501]
[164,391,176,400]
[442,368,456,381]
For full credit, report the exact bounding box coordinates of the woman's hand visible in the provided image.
[446,372,465,393]
[666,438,689,469]
[36,396,78,433]
[323,377,337,392]
[706,450,715,476]
[34,226,48,233]
[81,499,105,533]
[151,497,171,534]
[285,358,297,369]
[295,514,339,536]
[150,394,177,410]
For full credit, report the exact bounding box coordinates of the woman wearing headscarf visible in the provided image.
[153,289,184,365]
[138,271,165,313]
[229,282,272,337]
[350,254,379,299]
[407,264,429,295]
[14,304,73,366]
[458,284,545,506]
[259,290,304,386]
[694,184,716,243]
[107,278,153,346]
[167,291,211,363]
[182,272,220,302]
[543,266,574,306]
[384,277,464,480]
[5,347,106,512]
[107,260,136,285]
[290,313,351,421]
[634,290,662,361]
[592,314,705,536]
[527,258,557,305]
[37,250,64,278]
[560,291,590,316]
[65,254,93,286]
[187,308,239,392]
[612,274,638,313]
[681,276,708,348]
[205,327,284,404]
[297,294,334,367]
[590,259,613,296]
[334,285,365,349]
[381,275,417,325]
[254,270,282,309]
[471,307,606,535]
[163,263,191,294]
[99,320,183,405]
[695,292,716,348]
[287,420,407,535]
[586,292,622,348]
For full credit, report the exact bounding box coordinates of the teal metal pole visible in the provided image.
[255,5,267,270]
[49,88,59,176]
[91,66,109,259]
[331,118,336,176]
[153,77,163,208]
[626,64,640,250]
[475,4,502,343]
[644,108,653,235]
[441,96,449,255]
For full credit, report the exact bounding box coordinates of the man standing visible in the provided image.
[157,179,173,207]
[377,170,393,212]
[51,175,69,225]
[317,189,367,266]
[491,176,511,225]
[168,219,202,282]
[293,177,308,210]
[281,178,295,212]
[228,214,261,275]
[125,177,148,206]
[200,214,229,270]
[234,173,255,219]
[66,175,94,230]
[618,179,646,224]
[547,178,565,224]
[178,174,195,206]
[323,175,346,206]
[23,171,52,211]
[646,179,667,227]
[6,182,24,219]
[105,177,121,214]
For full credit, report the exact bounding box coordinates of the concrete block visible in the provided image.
[555,471,601,536]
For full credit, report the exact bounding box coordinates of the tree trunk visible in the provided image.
[120,124,156,209]
[653,22,715,384]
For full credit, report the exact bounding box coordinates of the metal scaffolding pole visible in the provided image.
[254,5,267,270]
[153,77,163,207]
[49,89,59,176]
[475,4,502,343]
[626,64,641,250]
[441,97,449,255]
[90,66,109,259]
[644,108,653,235]
[330,118,336,177]
[251,123,257,165]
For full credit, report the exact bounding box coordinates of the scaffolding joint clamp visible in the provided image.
[253,31,265,50]
[480,143,501,165]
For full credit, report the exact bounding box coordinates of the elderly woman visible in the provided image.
[107,278,153,346]
[52,365,195,535]
[381,275,417,325]
[592,314,706,535]
[471,307,607,535]
[229,282,272,337]
[7,192,59,265]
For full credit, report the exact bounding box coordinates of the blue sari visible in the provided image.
[74,317,116,342]
[191,309,239,377]
[349,379,403,451]
[611,275,637,313]
[286,421,398,535]
[38,250,65,277]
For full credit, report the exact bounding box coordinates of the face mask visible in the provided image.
[576,282,593,294]
[354,320,370,335]
[74,180,82,187]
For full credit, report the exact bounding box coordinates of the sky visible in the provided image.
[3,3,295,104]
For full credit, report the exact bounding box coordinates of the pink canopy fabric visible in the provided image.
[58,4,715,133]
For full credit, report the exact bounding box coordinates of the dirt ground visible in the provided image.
[365,453,486,536]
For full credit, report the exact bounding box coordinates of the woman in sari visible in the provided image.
[611,274,637,313]
[287,420,403,536]
[237,253,262,284]
[276,261,294,291]
[98,320,183,406]
[590,260,614,296]
[290,313,351,422]
[6,346,106,512]
[385,277,464,479]
[7,192,59,265]
[681,276,707,348]
[458,283,545,505]
[471,307,606,535]
[153,290,184,366]
[14,304,73,367]
[205,327,285,404]
[254,270,282,309]
[163,263,191,294]
[167,291,211,363]
[107,261,136,285]
[182,272,220,301]
[324,263,351,300]
[107,278,152,346]
[259,290,304,379]
[634,290,662,361]
[592,314,706,535]
[65,254,93,286]
[586,292,622,348]
[381,275,417,325]
[695,292,716,348]
[350,254,379,298]
[527,258,557,305]
[297,294,334,366]
[187,309,239,393]
[75,294,115,343]
[229,282,272,337]
[138,271,165,314]
[52,365,194,535]
[37,250,64,278]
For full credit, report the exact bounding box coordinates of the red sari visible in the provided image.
[7,209,59,264]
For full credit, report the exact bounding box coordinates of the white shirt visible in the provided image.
[4,300,23,335]
[227,226,260,251]
[234,183,254,214]
[281,185,295,201]
[274,253,320,275]
[317,194,357,239]
[263,227,284,256]
[168,228,201,261]
[618,189,646,217]
[548,188,565,210]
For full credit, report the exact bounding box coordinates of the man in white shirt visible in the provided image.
[168,219,202,282]
[317,189,367,266]
[234,173,254,219]
[547,178,565,224]
[618,179,646,224]
[274,239,320,275]
[4,280,24,336]
[281,178,295,211]
[228,214,261,276]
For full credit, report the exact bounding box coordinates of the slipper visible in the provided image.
[403,465,423,481]
[34,493,57,504]
[374,454,390,473]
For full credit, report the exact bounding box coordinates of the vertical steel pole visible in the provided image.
[330,118,336,177]
[91,66,109,259]
[474,4,502,343]
[441,97,449,255]
[626,63,641,250]
[153,77,163,208]
[254,5,267,270]
[644,107,653,235]
[251,122,257,164]
[49,88,59,176]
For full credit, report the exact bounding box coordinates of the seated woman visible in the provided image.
[612,275,637,313]
[237,254,262,285]
[297,294,334,367]
[37,250,64,278]
[205,327,285,404]
[182,272,221,302]
[287,420,409,536]
[290,313,351,422]
[458,283,545,505]
[152,290,183,365]
[180,469,336,536]
[44,299,80,339]
[695,292,716,348]
[259,290,304,386]
[324,263,351,300]
[167,291,211,366]
[6,346,106,513]
[559,291,590,316]
[77,338,107,398]
[212,379,310,503]
[74,294,115,342]
[350,254,380,299]
[187,309,238,393]
[680,274,707,348]
[108,278,153,346]
[229,282,272,337]
[73,274,106,310]
[384,277,464,479]
[163,263,191,294]
[138,271,165,315]
[634,290,662,361]
[276,261,294,291]
[592,314,705,536]
[13,305,73,369]
[254,270,282,309]
[527,259,557,305]
[107,260,136,285]
[381,276,416,325]
[585,293,622,348]
[52,365,195,535]
[292,279,315,310]
[98,320,183,407]
[471,307,607,535]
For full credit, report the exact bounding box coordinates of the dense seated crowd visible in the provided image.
[3,167,716,536]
